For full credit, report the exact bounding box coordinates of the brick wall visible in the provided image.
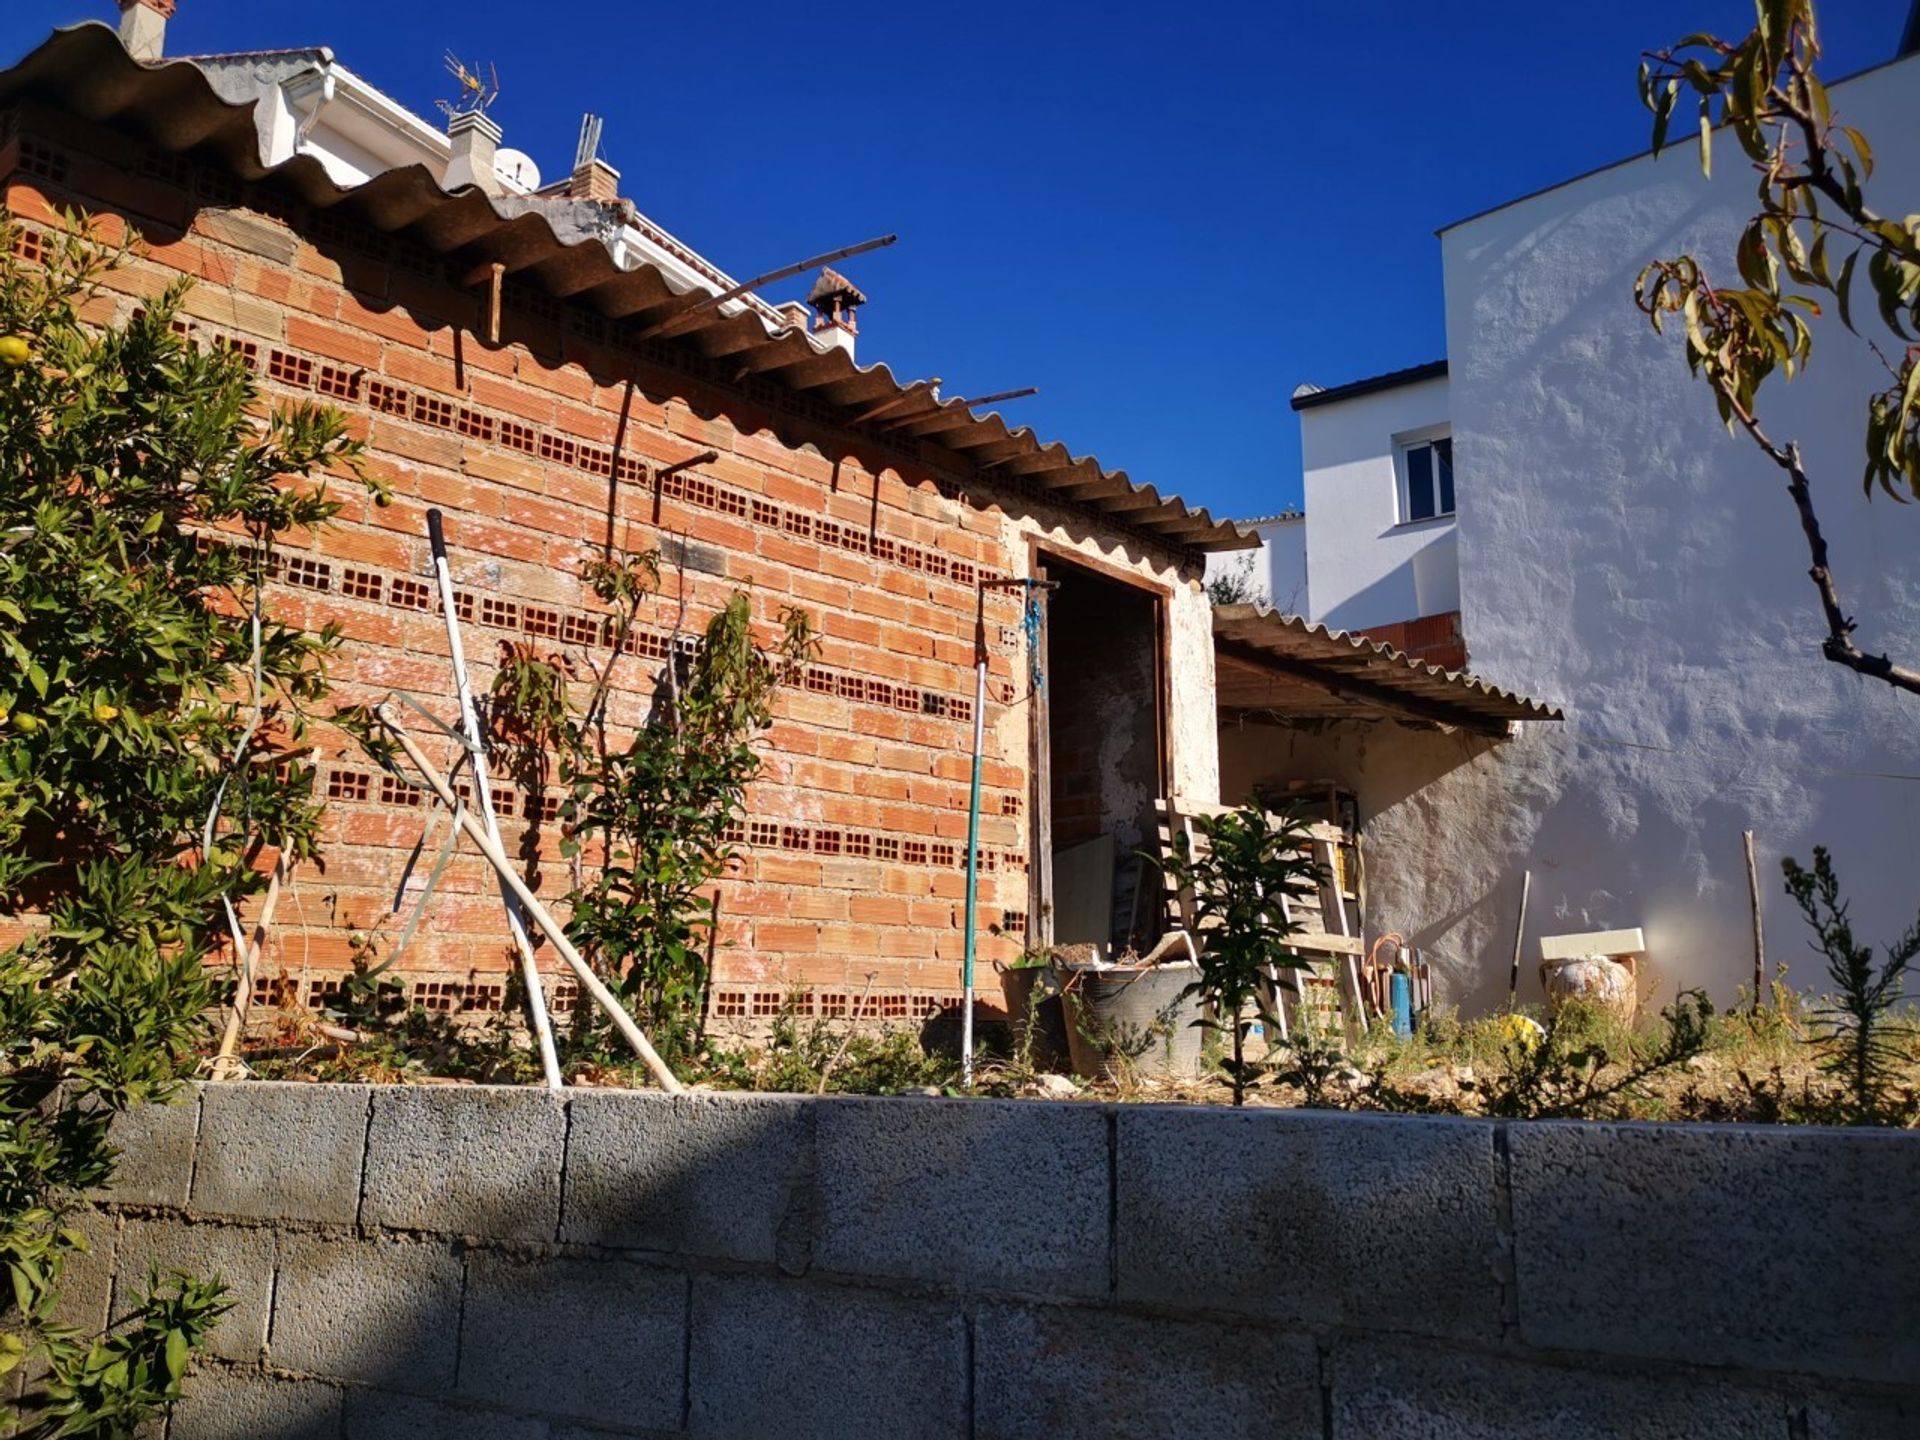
[1354,609,1466,671]
[72,1082,1920,1440]
[0,100,1217,1019]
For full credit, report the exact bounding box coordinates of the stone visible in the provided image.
[342,1390,548,1440]
[814,1096,1109,1296]
[192,1082,370,1225]
[458,1251,684,1429]
[974,1303,1321,1440]
[687,1274,966,1440]
[1328,1338,1785,1439]
[362,1085,565,1242]
[560,1090,810,1265]
[165,1370,341,1440]
[1033,1073,1080,1099]
[1114,1106,1503,1338]
[119,1216,276,1362]
[88,1089,200,1208]
[269,1234,463,1388]
[1508,1121,1920,1381]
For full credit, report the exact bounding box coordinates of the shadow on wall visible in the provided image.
[89,1081,1920,1440]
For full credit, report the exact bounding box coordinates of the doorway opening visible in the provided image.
[1036,553,1166,955]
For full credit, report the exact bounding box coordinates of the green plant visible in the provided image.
[1479,993,1716,1120]
[1635,0,1920,695]
[1154,805,1325,1103]
[480,547,816,1070]
[1781,846,1918,1124]
[0,209,368,1434]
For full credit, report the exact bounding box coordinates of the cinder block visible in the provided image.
[53,1207,117,1333]
[974,1304,1320,1440]
[1115,1107,1502,1337]
[1508,1122,1920,1382]
[457,1251,683,1428]
[270,1234,462,1388]
[193,1082,370,1225]
[1327,1338,1784,1440]
[343,1389,548,1440]
[119,1217,276,1363]
[560,1090,810,1265]
[165,1369,341,1440]
[815,1097,1109,1295]
[687,1274,966,1440]
[89,1089,200,1208]
[362,1085,564,1242]
[1806,1391,1920,1440]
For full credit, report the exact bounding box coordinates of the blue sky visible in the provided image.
[3,2,1909,518]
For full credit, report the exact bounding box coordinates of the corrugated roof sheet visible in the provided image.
[0,23,1255,554]
[1212,603,1560,734]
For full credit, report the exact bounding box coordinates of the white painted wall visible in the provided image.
[1204,514,1307,612]
[1417,52,1920,1008]
[1300,375,1460,633]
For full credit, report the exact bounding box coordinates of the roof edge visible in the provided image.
[1289,359,1447,412]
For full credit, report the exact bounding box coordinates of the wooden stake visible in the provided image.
[1744,829,1766,1013]
[211,852,288,1082]
[375,704,684,1093]
[1506,869,1532,1009]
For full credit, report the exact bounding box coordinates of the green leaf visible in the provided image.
[164,1328,188,1383]
[1836,248,1859,332]
[1698,100,1713,179]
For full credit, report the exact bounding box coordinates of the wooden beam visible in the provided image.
[1213,638,1509,737]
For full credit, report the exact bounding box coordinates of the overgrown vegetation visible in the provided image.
[1635,0,1920,695]
[1154,804,1323,1103]
[481,549,817,1072]
[1781,847,1918,1124]
[0,211,370,1435]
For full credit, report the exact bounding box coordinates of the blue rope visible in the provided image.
[1023,587,1045,693]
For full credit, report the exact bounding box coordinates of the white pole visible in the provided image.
[375,704,684,1093]
[425,510,563,1091]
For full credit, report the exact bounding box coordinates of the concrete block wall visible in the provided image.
[66,1082,1920,1440]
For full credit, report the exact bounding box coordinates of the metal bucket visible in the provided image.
[1060,961,1203,1082]
[998,963,1071,1072]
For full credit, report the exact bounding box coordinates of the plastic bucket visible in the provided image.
[1060,961,1203,1082]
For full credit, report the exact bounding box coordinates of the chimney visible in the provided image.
[443,110,504,197]
[806,267,865,359]
[567,157,622,202]
[117,0,173,62]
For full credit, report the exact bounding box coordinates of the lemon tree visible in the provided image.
[0,209,369,1437]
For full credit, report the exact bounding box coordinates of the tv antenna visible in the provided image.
[573,113,606,171]
[436,52,500,118]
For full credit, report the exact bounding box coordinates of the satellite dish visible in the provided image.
[494,148,542,192]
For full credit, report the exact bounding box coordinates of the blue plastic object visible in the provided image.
[1390,971,1413,1039]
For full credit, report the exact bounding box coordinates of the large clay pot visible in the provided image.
[1540,954,1637,1020]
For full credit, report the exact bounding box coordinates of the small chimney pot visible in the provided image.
[568,158,622,202]
[443,109,504,198]
[118,0,173,62]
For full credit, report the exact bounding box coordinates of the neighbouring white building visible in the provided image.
[1220,36,1920,1012]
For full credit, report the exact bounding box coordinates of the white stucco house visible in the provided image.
[1220,35,1920,1012]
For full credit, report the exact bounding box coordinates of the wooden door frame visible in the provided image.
[1023,539,1173,948]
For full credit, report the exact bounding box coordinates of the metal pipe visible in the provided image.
[961,577,1057,1087]
[638,234,898,339]
[374,703,684,1093]
[426,509,564,1091]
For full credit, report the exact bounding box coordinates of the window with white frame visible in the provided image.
[1398,434,1454,523]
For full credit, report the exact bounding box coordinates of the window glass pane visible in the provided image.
[1435,436,1454,515]
[1405,444,1434,521]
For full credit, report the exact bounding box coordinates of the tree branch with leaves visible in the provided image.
[1634,0,1920,694]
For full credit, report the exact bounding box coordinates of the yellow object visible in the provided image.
[1499,1013,1546,1052]
[0,334,29,368]
[11,713,39,732]
[93,703,119,722]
